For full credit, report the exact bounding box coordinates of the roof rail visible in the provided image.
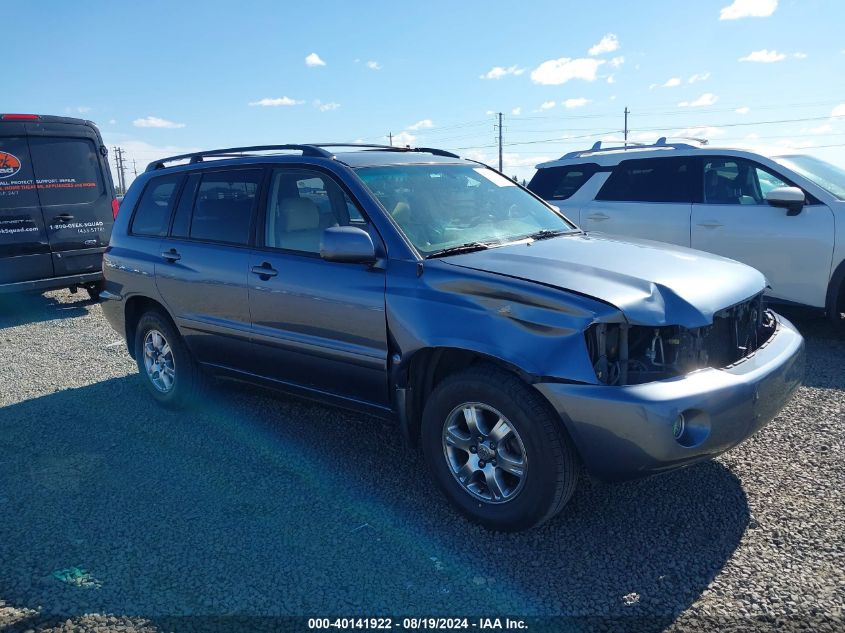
[146,144,334,172]
[146,143,461,172]
[558,136,705,160]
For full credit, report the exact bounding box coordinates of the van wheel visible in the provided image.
[86,281,105,301]
[133,310,206,408]
[421,364,579,531]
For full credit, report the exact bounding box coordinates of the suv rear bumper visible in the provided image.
[535,314,805,481]
[0,271,103,294]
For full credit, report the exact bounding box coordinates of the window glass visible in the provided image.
[131,175,183,236]
[264,168,364,253]
[528,164,599,200]
[774,154,845,200]
[596,158,693,203]
[0,137,39,211]
[703,158,789,205]
[170,173,200,238]
[190,169,261,245]
[28,137,105,206]
[356,164,575,256]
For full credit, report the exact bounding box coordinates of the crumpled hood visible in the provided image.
[441,232,767,327]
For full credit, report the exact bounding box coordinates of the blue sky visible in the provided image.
[4,0,845,184]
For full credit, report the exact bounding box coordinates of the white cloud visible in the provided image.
[832,104,845,117]
[305,52,326,67]
[407,119,434,130]
[678,93,719,107]
[688,72,711,83]
[588,33,619,56]
[649,83,658,90]
[719,0,777,20]
[366,60,382,70]
[662,77,682,88]
[540,101,556,110]
[248,97,304,107]
[530,57,604,85]
[132,116,186,129]
[739,49,786,62]
[108,119,117,125]
[802,123,833,135]
[793,52,808,59]
[511,107,522,116]
[563,98,590,109]
[480,65,525,80]
[76,106,91,114]
[610,56,625,68]
[736,106,751,114]
[676,126,725,139]
[607,75,615,84]
[392,131,416,147]
[314,101,340,112]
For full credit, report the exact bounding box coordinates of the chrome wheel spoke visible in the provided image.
[489,417,513,444]
[444,426,473,452]
[142,329,176,394]
[462,406,482,438]
[456,458,480,484]
[496,452,525,478]
[483,466,506,501]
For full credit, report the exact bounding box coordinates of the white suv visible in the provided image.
[528,139,845,324]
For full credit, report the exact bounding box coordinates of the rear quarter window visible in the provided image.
[131,174,184,236]
[596,157,694,203]
[528,164,599,201]
[28,137,105,206]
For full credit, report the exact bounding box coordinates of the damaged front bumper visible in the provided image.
[535,313,805,481]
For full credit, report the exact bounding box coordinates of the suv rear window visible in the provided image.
[28,137,105,206]
[189,169,262,245]
[528,164,599,201]
[596,157,694,203]
[131,174,183,236]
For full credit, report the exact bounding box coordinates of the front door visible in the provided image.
[247,166,389,406]
[691,157,834,308]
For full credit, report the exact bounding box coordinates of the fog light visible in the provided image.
[672,413,686,440]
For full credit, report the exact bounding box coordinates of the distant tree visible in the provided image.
[512,174,518,181]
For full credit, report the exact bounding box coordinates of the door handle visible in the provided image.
[161,249,181,262]
[251,263,278,278]
[696,221,724,229]
[54,213,75,222]
[586,213,610,221]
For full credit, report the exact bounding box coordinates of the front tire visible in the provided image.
[134,310,206,408]
[421,364,579,531]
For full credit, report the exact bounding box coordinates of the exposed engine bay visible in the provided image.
[587,294,778,385]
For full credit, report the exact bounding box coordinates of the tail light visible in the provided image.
[1,114,40,120]
[111,198,120,219]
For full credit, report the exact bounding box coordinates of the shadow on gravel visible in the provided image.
[776,309,845,390]
[0,376,751,632]
[0,292,94,329]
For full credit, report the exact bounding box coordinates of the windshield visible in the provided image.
[356,164,577,256]
[774,154,845,200]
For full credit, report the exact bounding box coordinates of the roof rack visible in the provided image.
[558,136,706,160]
[146,143,461,171]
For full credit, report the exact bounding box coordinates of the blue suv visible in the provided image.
[102,144,804,531]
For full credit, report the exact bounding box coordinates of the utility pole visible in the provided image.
[623,107,630,149]
[388,132,393,146]
[495,112,503,172]
[112,146,127,195]
[132,159,138,178]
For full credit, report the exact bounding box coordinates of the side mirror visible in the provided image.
[765,186,805,216]
[320,226,377,264]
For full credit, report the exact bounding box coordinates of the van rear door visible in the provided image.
[26,120,114,276]
[0,126,53,284]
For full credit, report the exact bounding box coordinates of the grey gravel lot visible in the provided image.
[0,290,842,633]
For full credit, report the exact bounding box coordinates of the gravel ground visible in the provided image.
[0,290,842,633]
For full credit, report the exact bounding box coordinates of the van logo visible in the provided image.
[0,152,22,179]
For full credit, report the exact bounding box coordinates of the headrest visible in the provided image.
[392,201,411,223]
[280,197,320,231]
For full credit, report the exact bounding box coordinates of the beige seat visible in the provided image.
[274,197,323,252]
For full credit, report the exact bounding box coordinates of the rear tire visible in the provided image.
[85,281,105,301]
[133,310,207,409]
[421,364,579,531]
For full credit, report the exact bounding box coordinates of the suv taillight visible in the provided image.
[1,114,40,120]
[112,198,120,219]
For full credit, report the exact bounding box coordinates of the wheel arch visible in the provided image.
[123,295,177,359]
[826,257,845,324]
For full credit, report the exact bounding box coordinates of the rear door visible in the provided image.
[579,156,695,246]
[154,167,262,369]
[691,156,834,307]
[26,121,114,276]
[0,128,53,284]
